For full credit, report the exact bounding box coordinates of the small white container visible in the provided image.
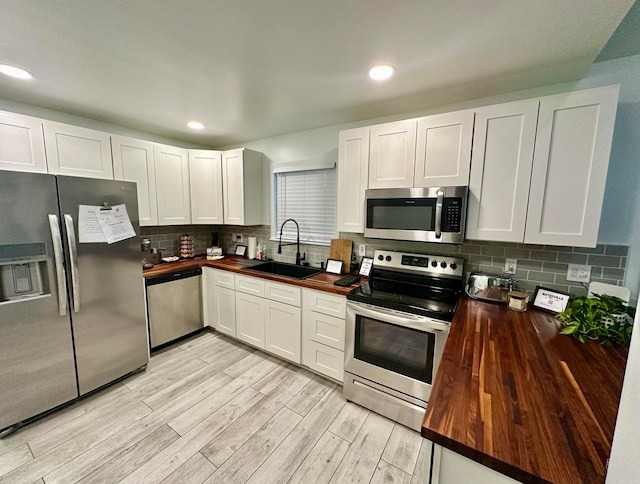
[508,291,529,312]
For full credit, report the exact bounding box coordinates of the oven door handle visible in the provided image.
[434,190,444,239]
[347,301,449,333]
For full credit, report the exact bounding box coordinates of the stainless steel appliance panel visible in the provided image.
[147,269,203,349]
[56,176,149,395]
[0,171,78,430]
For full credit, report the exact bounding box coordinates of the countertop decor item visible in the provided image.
[329,239,352,273]
[178,234,194,259]
[556,294,635,345]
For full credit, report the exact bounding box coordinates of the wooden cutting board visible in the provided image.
[329,239,353,273]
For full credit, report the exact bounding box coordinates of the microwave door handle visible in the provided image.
[435,190,444,239]
[64,214,80,313]
[48,214,68,316]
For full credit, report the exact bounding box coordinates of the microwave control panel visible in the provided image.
[442,198,463,232]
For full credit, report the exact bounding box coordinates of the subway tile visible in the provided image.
[605,245,629,256]
[470,255,493,265]
[568,286,588,297]
[517,260,543,271]
[530,250,558,262]
[589,267,603,278]
[590,278,621,286]
[587,255,622,268]
[482,246,505,257]
[573,244,605,254]
[479,265,504,274]
[557,253,588,264]
[504,248,531,259]
[543,262,569,273]
[602,268,625,280]
[459,244,483,255]
[527,271,556,283]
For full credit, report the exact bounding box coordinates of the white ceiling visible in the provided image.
[0,0,634,147]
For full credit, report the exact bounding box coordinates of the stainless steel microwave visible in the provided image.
[364,186,467,244]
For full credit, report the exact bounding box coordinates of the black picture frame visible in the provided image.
[325,258,344,275]
[235,244,247,257]
[359,256,373,277]
[532,286,571,313]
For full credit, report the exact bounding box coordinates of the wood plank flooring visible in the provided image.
[0,330,430,484]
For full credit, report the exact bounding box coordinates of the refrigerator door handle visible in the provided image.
[64,214,80,313]
[48,214,68,316]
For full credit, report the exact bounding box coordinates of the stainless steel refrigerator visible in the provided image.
[0,171,149,433]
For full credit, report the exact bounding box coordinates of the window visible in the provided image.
[273,167,336,245]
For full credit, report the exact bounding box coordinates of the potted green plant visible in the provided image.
[556,294,635,345]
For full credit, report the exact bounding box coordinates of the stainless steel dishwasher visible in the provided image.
[145,267,203,349]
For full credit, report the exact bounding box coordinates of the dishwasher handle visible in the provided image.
[145,267,202,287]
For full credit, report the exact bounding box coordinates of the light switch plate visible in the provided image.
[567,264,591,283]
[359,244,366,256]
[504,258,517,274]
[233,233,243,242]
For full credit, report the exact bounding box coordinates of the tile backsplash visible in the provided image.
[141,225,628,297]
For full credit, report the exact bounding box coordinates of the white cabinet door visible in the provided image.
[302,307,345,351]
[111,135,158,226]
[43,121,113,179]
[264,280,301,307]
[414,110,474,187]
[222,148,264,226]
[368,120,417,188]
[189,149,224,224]
[337,127,370,233]
[235,291,265,349]
[466,100,539,242]
[154,143,191,225]
[265,300,301,364]
[302,289,346,319]
[235,274,265,297]
[0,111,47,173]
[215,286,236,337]
[525,86,619,247]
[302,339,344,383]
[202,267,216,328]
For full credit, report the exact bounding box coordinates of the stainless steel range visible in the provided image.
[344,249,463,431]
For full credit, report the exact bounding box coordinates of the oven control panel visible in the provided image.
[373,250,464,278]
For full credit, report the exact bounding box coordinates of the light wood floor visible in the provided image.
[0,330,431,483]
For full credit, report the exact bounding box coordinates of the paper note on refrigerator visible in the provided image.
[95,204,136,244]
[78,205,107,243]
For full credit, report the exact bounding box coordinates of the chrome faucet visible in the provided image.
[277,218,305,265]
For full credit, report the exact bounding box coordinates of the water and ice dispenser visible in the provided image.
[0,243,49,303]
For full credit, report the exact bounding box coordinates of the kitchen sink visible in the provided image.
[244,261,323,280]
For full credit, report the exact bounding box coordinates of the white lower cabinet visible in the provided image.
[301,289,346,383]
[236,291,266,349]
[265,300,301,363]
[432,445,519,484]
[203,268,236,337]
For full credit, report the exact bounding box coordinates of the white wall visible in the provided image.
[221,54,640,300]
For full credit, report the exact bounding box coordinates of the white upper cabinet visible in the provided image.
[111,135,158,226]
[189,149,224,225]
[466,100,539,242]
[337,127,370,233]
[0,111,47,173]
[43,121,113,179]
[525,86,619,247]
[368,120,417,188]
[154,143,191,225]
[222,148,264,226]
[414,110,474,187]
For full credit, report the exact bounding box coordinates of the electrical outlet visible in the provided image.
[504,258,517,274]
[359,244,366,257]
[567,264,591,283]
[233,233,243,242]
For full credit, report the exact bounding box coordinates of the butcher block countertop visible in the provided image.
[143,255,363,296]
[422,296,629,484]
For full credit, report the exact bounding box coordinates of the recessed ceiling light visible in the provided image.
[187,121,205,130]
[0,64,33,80]
[369,64,395,81]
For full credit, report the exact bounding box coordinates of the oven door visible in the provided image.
[345,301,449,404]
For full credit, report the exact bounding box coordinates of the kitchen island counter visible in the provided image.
[422,296,628,483]
[143,255,364,295]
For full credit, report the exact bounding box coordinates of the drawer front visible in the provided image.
[302,308,345,351]
[264,280,301,307]
[302,289,346,319]
[235,274,265,297]
[213,269,235,289]
[302,339,344,383]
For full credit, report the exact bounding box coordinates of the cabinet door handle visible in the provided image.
[48,214,67,316]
